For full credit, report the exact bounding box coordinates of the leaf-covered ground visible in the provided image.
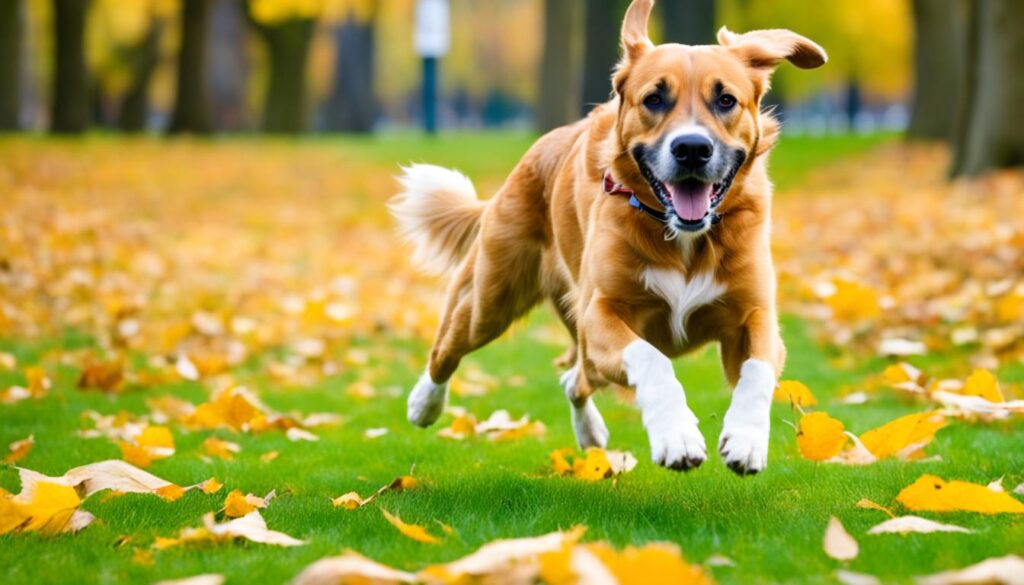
[1,133,1022,584]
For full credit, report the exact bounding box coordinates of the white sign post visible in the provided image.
[415,0,450,133]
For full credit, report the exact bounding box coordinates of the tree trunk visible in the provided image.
[951,0,1024,177]
[581,0,625,116]
[906,0,960,140]
[169,0,212,134]
[0,0,22,130]
[323,10,377,133]
[51,0,90,134]
[208,0,249,131]
[258,19,315,134]
[118,21,161,132]
[537,0,581,132]
[659,0,715,45]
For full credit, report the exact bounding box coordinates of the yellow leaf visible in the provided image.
[797,412,848,461]
[136,426,175,450]
[203,437,241,460]
[858,412,946,459]
[774,380,817,407]
[155,485,185,502]
[224,490,261,518]
[4,435,34,464]
[436,413,477,440]
[380,509,441,544]
[549,448,574,474]
[960,369,1004,403]
[198,478,224,494]
[826,279,881,321]
[573,448,611,481]
[119,441,153,469]
[897,475,1024,514]
[855,498,896,518]
[10,481,82,535]
[586,541,712,585]
[331,492,364,510]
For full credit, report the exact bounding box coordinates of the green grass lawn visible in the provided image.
[1,132,1021,585]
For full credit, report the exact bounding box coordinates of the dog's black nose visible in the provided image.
[670,134,714,169]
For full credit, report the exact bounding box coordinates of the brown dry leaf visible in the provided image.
[823,517,859,562]
[4,435,34,464]
[797,412,848,461]
[203,437,241,460]
[915,555,1024,585]
[858,412,946,460]
[866,516,971,535]
[773,380,817,407]
[381,509,441,544]
[77,355,125,393]
[291,552,417,585]
[855,499,895,518]
[896,475,1024,514]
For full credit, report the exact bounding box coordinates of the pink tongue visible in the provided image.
[666,181,713,221]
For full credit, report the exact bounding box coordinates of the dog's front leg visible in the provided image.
[719,307,785,475]
[582,297,706,470]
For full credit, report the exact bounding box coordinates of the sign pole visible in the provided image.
[415,0,450,135]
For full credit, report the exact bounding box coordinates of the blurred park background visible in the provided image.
[0,0,1019,176]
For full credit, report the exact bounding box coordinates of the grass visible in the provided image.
[1,132,1021,585]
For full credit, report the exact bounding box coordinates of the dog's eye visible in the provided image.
[643,94,664,109]
[716,94,737,111]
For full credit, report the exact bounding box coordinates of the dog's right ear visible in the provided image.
[620,0,655,62]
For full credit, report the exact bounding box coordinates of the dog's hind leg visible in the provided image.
[408,173,547,427]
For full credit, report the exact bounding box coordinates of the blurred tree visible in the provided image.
[659,0,715,45]
[51,0,91,134]
[906,0,960,141]
[951,0,1024,176]
[582,0,627,115]
[0,0,23,130]
[323,1,377,133]
[118,20,162,132]
[537,0,581,132]
[169,0,213,134]
[247,0,317,134]
[208,0,249,131]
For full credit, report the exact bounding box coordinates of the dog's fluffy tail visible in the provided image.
[389,164,485,275]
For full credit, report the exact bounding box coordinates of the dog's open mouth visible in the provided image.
[633,148,744,231]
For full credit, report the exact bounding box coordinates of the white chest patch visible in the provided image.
[640,268,725,343]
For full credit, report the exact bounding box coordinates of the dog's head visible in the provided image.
[610,0,826,236]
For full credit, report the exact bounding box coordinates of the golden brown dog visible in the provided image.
[389,0,826,474]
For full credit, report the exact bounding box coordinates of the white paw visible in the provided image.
[572,400,610,449]
[718,426,769,475]
[646,408,706,471]
[561,364,610,449]
[406,371,448,427]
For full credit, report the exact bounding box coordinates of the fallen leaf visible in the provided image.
[774,380,817,406]
[834,569,881,585]
[331,492,365,510]
[365,428,389,439]
[896,475,1024,514]
[960,369,1004,402]
[988,477,1004,493]
[797,412,848,461]
[823,517,858,562]
[586,541,712,585]
[421,528,585,582]
[153,576,225,585]
[855,499,895,518]
[858,412,946,460]
[196,478,223,494]
[159,511,304,548]
[550,448,637,481]
[866,516,971,535]
[436,412,478,440]
[291,552,416,585]
[286,427,319,442]
[381,509,441,544]
[0,480,82,535]
[223,490,269,518]
[4,435,34,464]
[202,437,241,460]
[915,555,1024,585]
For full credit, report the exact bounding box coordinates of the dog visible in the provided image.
[389,0,826,475]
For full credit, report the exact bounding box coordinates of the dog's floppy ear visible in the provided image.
[717,27,827,70]
[620,0,655,62]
